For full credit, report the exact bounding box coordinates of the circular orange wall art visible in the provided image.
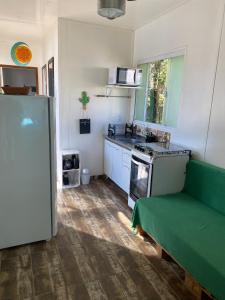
[11,42,32,66]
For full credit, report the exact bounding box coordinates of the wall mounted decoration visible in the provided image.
[79,91,90,110]
[42,64,47,95]
[80,119,91,134]
[11,42,32,66]
[79,92,90,134]
[48,57,54,97]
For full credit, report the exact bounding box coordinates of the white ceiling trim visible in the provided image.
[0,0,191,32]
[134,0,191,30]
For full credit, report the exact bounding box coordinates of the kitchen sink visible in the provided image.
[116,136,144,145]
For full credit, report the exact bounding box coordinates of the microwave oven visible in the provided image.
[108,67,142,87]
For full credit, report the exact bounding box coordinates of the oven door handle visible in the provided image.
[131,158,150,167]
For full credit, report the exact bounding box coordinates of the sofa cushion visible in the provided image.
[132,193,225,300]
[184,160,225,215]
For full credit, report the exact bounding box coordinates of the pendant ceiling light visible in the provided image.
[98,0,126,20]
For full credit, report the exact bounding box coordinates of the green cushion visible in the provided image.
[132,194,225,300]
[184,160,225,215]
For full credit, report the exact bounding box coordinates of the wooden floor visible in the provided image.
[0,179,196,300]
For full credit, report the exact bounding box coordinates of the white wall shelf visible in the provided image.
[94,85,138,99]
[62,150,80,189]
[94,94,131,99]
[106,85,141,89]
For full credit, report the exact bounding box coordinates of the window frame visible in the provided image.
[134,47,186,129]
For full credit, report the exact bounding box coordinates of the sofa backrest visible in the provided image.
[183,160,225,215]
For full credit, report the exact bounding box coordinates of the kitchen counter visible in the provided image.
[105,135,145,151]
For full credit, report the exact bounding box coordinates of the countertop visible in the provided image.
[105,135,145,151]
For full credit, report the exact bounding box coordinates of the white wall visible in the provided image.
[42,22,58,90]
[205,6,225,168]
[58,19,134,176]
[42,22,61,180]
[132,0,225,160]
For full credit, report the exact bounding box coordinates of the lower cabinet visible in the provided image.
[104,139,131,193]
[104,140,112,178]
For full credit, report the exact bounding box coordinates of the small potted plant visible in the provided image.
[79,91,90,110]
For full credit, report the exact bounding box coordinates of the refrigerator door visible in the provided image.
[0,95,53,249]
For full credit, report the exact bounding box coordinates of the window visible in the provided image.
[134,55,184,127]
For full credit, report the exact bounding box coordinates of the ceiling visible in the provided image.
[0,0,190,31]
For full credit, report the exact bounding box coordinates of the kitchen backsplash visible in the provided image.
[135,124,171,143]
[107,123,171,143]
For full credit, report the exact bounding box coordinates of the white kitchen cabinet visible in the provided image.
[104,140,112,177]
[104,139,131,193]
[121,149,131,193]
[111,144,122,186]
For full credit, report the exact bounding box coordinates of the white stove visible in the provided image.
[128,142,191,209]
[133,142,190,156]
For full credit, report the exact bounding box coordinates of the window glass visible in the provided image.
[134,55,184,127]
[146,59,169,124]
[134,63,149,121]
[165,56,184,127]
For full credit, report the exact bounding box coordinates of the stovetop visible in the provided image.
[134,142,191,156]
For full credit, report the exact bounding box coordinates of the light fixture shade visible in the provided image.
[98,0,126,20]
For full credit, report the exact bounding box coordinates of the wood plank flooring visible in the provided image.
[0,179,196,300]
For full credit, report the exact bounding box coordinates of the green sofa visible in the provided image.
[132,160,225,300]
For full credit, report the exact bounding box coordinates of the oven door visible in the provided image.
[130,155,152,202]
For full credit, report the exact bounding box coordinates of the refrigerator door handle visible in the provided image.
[48,97,57,236]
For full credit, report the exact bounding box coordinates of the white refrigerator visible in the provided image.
[0,95,57,249]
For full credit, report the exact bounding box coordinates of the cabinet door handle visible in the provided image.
[131,158,150,167]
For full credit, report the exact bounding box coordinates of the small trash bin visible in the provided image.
[81,168,90,185]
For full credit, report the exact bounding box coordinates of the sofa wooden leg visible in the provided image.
[201,291,216,300]
[185,273,202,300]
[136,227,215,300]
[185,273,216,300]
[136,225,148,237]
[155,245,171,261]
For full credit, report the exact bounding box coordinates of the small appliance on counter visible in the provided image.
[125,123,137,137]
[145,132,158,143]
[108,124,116,137]
[107,123,126,137]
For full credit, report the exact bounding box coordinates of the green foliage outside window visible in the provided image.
[134,55,184,127]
